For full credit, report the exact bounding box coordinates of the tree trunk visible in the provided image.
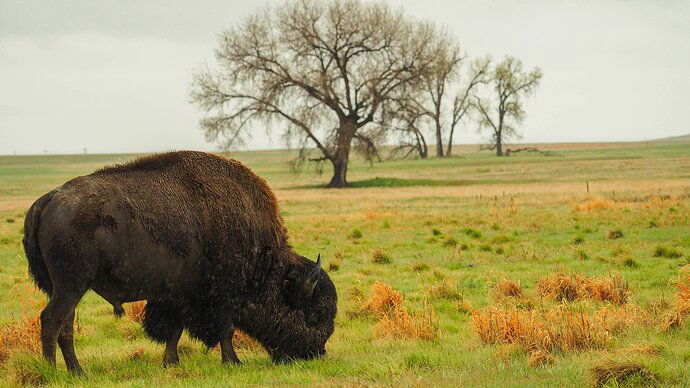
[435,122,444,158]
[445,134,454,157]
[328,157,349,188]
[495,134,503,156]
[419,131,428,159]
[326,119,357,188]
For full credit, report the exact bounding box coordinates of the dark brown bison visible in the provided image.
[23,151,337,374]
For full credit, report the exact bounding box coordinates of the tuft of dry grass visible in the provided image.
[361,282,404,316]
[232,329,260,350]
[372,249,392,264]
[537,273,629,304]
[661,266,690,331]
[573,198,620,211]
[492,278,524,299]
[327,259,340,272]
[126,301,146,323]
[607,229,624,240]
[590,359,658,387]
[372,299,437,341]
[527,350,554,367]
[469,303,646,358]
[362,282,437,341]
[470,306,612,353]
[0,281,44,363]
[427,280,462,301]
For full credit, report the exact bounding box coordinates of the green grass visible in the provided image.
[1,142,689,386]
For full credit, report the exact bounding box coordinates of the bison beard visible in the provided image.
[23,151,337,373]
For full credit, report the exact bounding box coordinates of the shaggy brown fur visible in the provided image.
[23,151,337,373]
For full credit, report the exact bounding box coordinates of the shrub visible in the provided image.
[431,228,442,236]
[372,249,392,264]
[6,218,15,223]
[622,258,639,268]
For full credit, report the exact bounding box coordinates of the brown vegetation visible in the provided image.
[492,278,524,299]
[362,282,437,340]
[590,359,658,387]
[661,266,690,331]
[126,301,146,323]
[0,282,44,363]
[537,273,629,304]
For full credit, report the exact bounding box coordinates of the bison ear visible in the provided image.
[303,254,322,298]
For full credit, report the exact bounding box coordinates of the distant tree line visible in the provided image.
[191,0,542,187]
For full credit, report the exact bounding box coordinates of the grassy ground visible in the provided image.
[0,142,688,386]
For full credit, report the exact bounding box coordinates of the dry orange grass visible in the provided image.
[372,300,437,341]
[362,282,437,341]
[661,266,690,331]
[573,198,621,211]
[492,278,524,299]
[232,329,260,350]
[126,301,146,323]
[0,281,44,363]
[469,304,646,358]
[527,350,554,367]
[574,195,680,212]
[537,273,629,304]
[361,282,405,316]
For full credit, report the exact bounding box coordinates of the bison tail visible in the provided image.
[23,191,56,295]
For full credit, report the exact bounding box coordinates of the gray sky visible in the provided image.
[1,0,689,155]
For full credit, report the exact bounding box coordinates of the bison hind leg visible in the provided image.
[142,301,181,344]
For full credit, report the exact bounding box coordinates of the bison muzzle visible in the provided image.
[22,151,337,373]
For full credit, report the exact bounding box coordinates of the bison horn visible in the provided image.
[303,254,322,298]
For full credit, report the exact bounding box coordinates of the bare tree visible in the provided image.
[445,57,490,156]
[474,56,542,156]
[190,0,444,187]
[388,94,429,159]
[421,32,462,158]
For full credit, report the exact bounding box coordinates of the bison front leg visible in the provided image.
[220,327,241,365]
[162,324,183,367]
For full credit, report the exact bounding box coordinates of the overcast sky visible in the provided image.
[1,0,688,155]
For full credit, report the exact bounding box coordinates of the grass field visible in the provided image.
[0,142,689,386]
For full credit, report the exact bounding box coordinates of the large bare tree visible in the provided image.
[474,56,542,156]
[190,0,444,187]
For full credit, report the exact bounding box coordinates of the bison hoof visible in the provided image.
[162,356,179,368]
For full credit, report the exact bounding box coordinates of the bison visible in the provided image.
[23,151,337,374]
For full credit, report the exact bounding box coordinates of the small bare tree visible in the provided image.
[474,56,542,156]
[445,57,490,156]
[191,0,444,187]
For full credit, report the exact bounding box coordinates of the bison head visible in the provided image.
[270,254,337,362]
